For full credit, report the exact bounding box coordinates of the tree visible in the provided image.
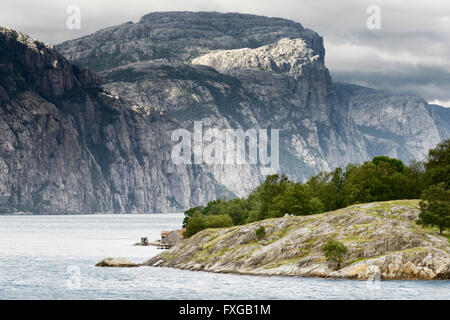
[205,214,233,229]
[372,156,405,173]
[417,183,450,235]
[227,198,250,225]
[424,139,450,187]
[341,159,412,206]
[182,206,203,228]
[267,183,310,217]
[306,170,339,212]
[184,211,207,238]
[308,197,325,214]
[404,160,427,199]
[322,239,348,269]
[257,174,290,220]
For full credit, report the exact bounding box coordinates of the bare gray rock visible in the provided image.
[0,27,223,213]
[54,12,450,208]
[1,12,450,214]
[192,38,320,78]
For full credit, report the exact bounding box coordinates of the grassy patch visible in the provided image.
[264,257,300,269]
[370,200,419,212]
[236,247,258,261]
[342,235,371,244]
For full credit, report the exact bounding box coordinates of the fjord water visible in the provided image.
[0,214,448,300]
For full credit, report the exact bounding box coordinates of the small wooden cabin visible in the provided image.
[161,228,186,246]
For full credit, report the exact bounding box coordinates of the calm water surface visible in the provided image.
[0,214,449,300]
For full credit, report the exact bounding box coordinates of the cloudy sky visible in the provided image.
[2,0,449,106]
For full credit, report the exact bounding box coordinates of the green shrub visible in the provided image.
[184,212,233,238]
[205,214,233,229]
[255,226,266,240]
[322,239,348,269]
[184,211,207,238]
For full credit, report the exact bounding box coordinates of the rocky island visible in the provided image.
[143,200,450,280]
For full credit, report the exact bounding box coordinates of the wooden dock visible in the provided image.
[148,241,173,249]
[134,237,174,249]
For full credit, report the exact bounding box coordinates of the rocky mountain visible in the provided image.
[145,200,450,280]
[336,83,450,160]
[1,12,450,214]
[55,12,450,204]
[0,27,225,214]
[56,12,367,198]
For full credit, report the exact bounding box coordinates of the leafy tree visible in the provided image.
[202,198,229,216]
[184,212,233,238]
[227,198,250,225]
[183,206,203,228]
[246,210,259,223]
[322,239,348,269]
[404,160,427,199]
[257,174,290,220]
[328,167,345,210]
[184,211,207,238]
[417,182,450,235]
[308,197,325,214]
[268,183,310,217]
[342,159,411,205]
[424,139,450,187]
[205,214,233,229]
[372,156,405,173]
[306,171,335,211]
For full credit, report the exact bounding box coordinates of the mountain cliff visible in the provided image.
[1,12,450,214]
[336,83,450,160]
[55,12,450,204]
[0,27,225,213]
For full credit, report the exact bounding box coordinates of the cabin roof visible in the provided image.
[175,228,186,239]
[161,228,186,239]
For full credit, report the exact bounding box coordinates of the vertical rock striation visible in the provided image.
[1,12,450,213]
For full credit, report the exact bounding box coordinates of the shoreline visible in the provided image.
[140,200,450,281]
[142,264,450,281]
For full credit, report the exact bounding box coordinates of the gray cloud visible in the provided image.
[1,0,449,106]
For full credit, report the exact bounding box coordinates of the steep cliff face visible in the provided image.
[55,12,450,202]
[0,28,100,100]
[2,12,450,214]
[336,83,450,161]
[0,27,223,214]
[56,12,370,196]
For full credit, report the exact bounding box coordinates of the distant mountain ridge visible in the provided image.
[0,12,449,214]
